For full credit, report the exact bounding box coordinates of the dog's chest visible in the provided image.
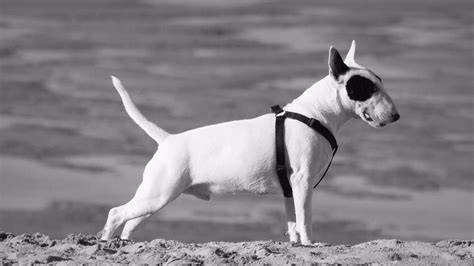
[284,121,334,179]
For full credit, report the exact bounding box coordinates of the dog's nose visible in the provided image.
[391,113,400,122]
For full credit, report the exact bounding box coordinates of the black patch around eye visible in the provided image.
[346,75,377,101]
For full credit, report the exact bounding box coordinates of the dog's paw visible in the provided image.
[96,230,105,239]
[283,230,299,243]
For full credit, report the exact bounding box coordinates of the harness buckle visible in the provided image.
[271,105,285,116]
[307,118,318,128]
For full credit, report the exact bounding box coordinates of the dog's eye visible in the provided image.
[346,75,377,102]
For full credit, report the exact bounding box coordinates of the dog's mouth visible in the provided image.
[362,111,373,122]
[362,110,387,127]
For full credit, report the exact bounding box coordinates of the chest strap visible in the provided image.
[271,105,338,198]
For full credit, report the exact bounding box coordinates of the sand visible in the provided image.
[1,232,472,264]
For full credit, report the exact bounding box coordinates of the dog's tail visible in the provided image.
[111,76,170,144]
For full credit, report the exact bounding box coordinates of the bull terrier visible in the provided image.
[100,40,400,245]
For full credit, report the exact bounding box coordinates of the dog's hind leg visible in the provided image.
[120,214,151,240]
[100,189,182,240]
[100,162,188,240]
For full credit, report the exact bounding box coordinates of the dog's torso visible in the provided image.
[149,113,333,200]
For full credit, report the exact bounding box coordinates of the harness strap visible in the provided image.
[271,105,293,197]
[271,105,338,198]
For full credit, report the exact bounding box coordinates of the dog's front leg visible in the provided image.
[292,175,313,245]
[284,197,298,242]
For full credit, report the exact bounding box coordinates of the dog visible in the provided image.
[100,40,399,245]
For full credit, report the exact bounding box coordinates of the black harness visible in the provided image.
[271,105,338,198]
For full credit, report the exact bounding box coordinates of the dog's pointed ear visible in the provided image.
[344,40,363,68]
[328,46,349,82]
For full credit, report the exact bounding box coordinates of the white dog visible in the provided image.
[100,41,399,245]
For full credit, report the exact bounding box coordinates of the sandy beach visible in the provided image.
[1,232,473,264]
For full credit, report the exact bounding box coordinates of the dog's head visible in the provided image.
[328,41,400,128]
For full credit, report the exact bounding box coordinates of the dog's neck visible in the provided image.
[285,75,353,135]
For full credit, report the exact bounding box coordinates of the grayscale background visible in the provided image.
[0,0,472,244]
